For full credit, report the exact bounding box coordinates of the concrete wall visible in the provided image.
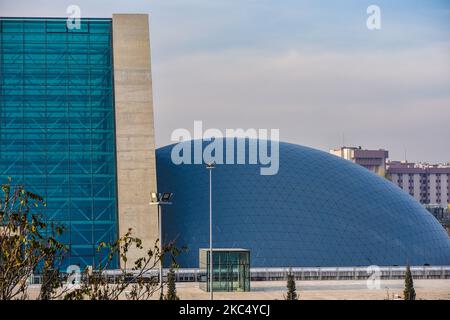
[429,174,437,204]
[112,14,158,266]
[413,174,421,202]
[443,176,449,205]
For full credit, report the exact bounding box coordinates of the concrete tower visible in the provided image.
[112,14,158,266]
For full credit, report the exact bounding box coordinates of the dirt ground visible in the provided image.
[24,279,450,300]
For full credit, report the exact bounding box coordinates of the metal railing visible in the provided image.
[28,265,450,284]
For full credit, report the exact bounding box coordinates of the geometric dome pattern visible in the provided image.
[156,139,450,268]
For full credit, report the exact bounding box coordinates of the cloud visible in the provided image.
[1,0,449,162]
[153,43,450,163]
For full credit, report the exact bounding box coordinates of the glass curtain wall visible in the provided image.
[0,18,118,268]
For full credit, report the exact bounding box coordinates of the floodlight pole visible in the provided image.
[210,166,213,300]
[149,192,173,299]
[206,162,215,300]
[157,203,162,296]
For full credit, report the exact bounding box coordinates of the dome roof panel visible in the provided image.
[157,139,450,267]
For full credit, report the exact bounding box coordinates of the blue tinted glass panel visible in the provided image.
[0,18,118,268]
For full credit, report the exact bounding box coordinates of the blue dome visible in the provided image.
[156,139,450,267]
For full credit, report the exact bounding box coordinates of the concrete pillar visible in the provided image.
[112,14,158,267]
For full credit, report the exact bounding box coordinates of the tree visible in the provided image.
[1,178,184,300]
[0,178,67,300]
[403,265,416,300]
[164,265,179,300]
[284,268,298,300]
[63,229,183,300]
[38,265,61,300]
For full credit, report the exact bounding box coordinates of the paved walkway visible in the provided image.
[175,279,450,300]
[24,279,450,300]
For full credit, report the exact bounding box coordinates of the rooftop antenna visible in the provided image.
[342,132,345,147]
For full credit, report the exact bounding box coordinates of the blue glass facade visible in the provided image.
[157,139,450,268]
[0,18,118,267]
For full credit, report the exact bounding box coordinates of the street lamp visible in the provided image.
[206,162,215,300]
[149,191,173,298]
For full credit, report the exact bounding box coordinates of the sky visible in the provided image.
[1,0,449,163]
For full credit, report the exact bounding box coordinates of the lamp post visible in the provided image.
[150,192,173,298]
[206,162,215,300]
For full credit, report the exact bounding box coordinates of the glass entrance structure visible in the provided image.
[0,17,118,268]
[199,249,250,292]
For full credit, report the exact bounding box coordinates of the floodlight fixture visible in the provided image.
[161,192,173,202]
